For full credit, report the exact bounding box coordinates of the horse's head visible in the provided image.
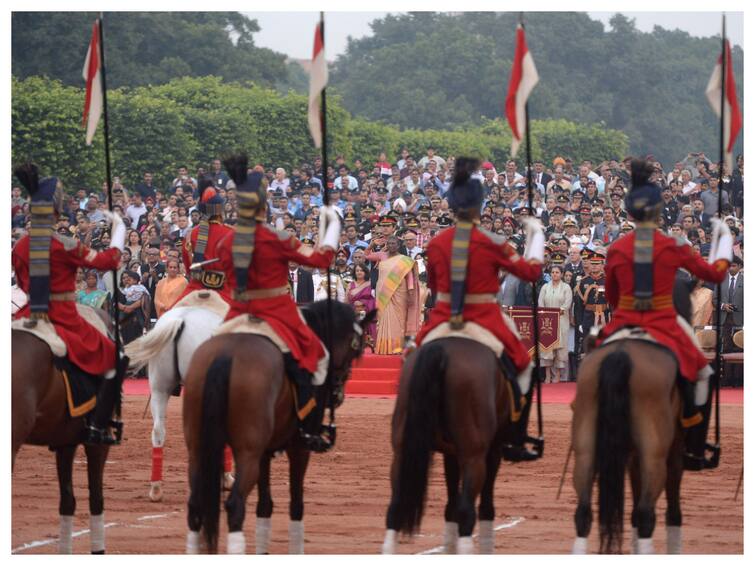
[302,301,377,407]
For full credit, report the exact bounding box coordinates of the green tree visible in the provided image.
[12,12,288,90]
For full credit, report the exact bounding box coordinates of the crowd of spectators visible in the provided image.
[10,148,745,382]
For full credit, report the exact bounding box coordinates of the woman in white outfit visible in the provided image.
[538,264,572,383]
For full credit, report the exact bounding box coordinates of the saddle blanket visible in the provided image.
[12,303,110,358]
[422,311,521,358]
[422,320,505,357]
[213,314,328,385]
[54,357,99,418]
[171,289,230,319]
[601,315,701,348]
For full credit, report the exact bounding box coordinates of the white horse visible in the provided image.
[125,304,234,502]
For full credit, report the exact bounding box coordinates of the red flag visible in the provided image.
[705,39,742,171]
[82,19,103,146]
[308,21,328,148]
[505,24,539,158]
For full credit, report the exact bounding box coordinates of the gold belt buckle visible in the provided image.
[201,270,225,289]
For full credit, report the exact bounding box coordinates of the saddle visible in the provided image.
[213,314,329,386]
[170,289,230,319]
[422,320,506,357]
[12,303,111,358]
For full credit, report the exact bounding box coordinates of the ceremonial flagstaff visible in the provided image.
[505,15,543,457]
[704,13,742,467]
[308,11,338,433]
[83,14,123,420]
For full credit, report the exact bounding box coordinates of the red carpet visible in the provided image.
[123,355,744,406]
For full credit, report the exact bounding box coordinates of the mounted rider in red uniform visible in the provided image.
[174,174,234,305]
[415,158,546,462]
[11,163,129,445]
[214,154,342,452]
[597,158,732,470]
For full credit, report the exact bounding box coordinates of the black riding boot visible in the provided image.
[283,354,331,453]
[499,355,539,462]
[683,378,716,471]
[85,355,128,446]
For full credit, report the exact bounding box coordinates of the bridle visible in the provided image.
[326,320,367,410]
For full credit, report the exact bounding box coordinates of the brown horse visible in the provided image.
[182,300,375,554]
[570,274,703,554]
[381,337,520,554]
[12,309,116,554]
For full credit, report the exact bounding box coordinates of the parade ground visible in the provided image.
[11,377,743,554]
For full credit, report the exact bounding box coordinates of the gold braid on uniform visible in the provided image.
[632,222,655,310]
[449,220,473,330]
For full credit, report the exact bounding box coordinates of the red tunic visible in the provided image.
[415,225,543,373]
[599,230,729,381]
[216,224,335,374]
[174,221,234,305]
[12,234,121,375]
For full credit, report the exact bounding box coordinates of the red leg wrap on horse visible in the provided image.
[151,446,164,482]
[224,445,233,473]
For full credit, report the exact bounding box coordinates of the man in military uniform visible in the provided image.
[573,249,609,363]
[175,175,233,305]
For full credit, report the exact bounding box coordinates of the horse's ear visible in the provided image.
[362,309,378,328]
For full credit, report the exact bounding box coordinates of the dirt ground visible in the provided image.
[11,395,743,554]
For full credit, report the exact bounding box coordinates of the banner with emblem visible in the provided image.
[506,307,562,354]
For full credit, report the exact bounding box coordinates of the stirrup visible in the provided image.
[85,425,119,446]
[299,423,336,453]
[502,435,543,462]
[683,443,720,471]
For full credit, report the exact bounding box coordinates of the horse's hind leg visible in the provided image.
[629,455,641,553]
[286,446,312,554]
[55,445,77,554]
[225,447,261,554]
[477,447,501,554]
[149,389,170,502]
[664,433,685,554]
[456,452,487,554]
[634,449,668,554]
[255,454,273,554]
[84,444,110,554]
[571,404,597,554]
[442,453,460,553]
[382,456,401,554]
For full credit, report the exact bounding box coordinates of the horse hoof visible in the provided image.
[223,472,235,491]
[149,481,163,502]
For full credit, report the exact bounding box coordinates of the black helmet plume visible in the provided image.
[625,157,662,222]
[448,157,484,214]
[14,163,40,196]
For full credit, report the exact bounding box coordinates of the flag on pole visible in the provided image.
[705,39,742,171]
[308,21,328,148]
[505,24,539,158]
[82,19,103,146]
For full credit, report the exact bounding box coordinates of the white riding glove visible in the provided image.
[102,210,126,251]
[521,217,545,263]
[707,217,733,264]
[319,205,342,251]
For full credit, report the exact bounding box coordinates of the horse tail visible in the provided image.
[195,355,232,553]
[394,342,447,535]
[596,347,633,554]
[125,317,184,371]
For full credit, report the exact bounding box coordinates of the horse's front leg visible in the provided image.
[84,444,110,554]
[55,445,78,554]
[255,454,273,554]
[286,445,311,554]
[148,389,170,502]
